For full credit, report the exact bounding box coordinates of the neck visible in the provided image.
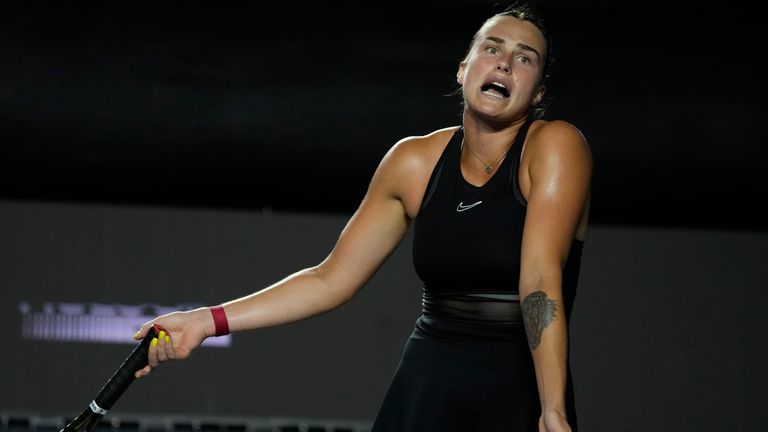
[461,112,529,159]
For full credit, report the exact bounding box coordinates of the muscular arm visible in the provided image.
[218,142,412,333]
[519,121,592,414]
[136,139,423,376]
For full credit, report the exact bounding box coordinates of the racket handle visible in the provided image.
[92,324,161,410]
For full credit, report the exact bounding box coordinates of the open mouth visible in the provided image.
[481,81,510,99]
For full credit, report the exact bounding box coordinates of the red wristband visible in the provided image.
[209,305,229,336]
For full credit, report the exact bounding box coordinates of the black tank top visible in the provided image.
[412,121,582,340]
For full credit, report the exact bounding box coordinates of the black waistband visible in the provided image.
[422,291,523,324]
[416,291,527,343]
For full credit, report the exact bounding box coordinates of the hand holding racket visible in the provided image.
[61,324,162,432]
[132,307,213,378]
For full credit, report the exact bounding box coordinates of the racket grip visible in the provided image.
[93,324,162,410]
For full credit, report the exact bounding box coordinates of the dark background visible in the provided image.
[2,2,768,431]
[1,1,764,231]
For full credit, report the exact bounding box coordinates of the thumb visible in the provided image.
[133,321,156,340]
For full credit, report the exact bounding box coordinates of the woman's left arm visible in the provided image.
[518,120,592,422]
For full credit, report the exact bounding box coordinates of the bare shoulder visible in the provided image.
[386,126,459,165]
[376,126,458,179]
[376,126,459,218]
[526,119,591,163]
[518,120,592,201]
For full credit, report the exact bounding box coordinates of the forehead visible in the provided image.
[475,15,546,53]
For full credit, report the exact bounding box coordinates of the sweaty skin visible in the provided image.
[134,12,590,432]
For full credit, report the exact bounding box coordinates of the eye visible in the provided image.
[517,55,532,65]
[485,46,500,55]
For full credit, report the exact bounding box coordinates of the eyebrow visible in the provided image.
[485,36,541,59]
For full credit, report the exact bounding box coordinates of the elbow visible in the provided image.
[518,268,563,300]
[309,263,361,308]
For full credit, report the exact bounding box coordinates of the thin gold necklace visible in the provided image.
[461,139,511,174]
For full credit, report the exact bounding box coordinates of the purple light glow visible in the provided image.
[18,302,231,347]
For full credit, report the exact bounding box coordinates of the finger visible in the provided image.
[133,321,156,340]
[164,332,176,360]
[133,324,147,341]
[135,364,152,379]
[147,336,159,367]
[156,331,168,362]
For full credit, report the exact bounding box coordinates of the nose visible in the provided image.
[495,57,511,74]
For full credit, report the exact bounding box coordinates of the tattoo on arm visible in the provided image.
[521,291,558,350]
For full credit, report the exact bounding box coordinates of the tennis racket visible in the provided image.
[60,324,162,432]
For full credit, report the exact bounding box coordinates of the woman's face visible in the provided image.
[457,16,547,124]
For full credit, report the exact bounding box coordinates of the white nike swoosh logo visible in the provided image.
[456,200,483,212]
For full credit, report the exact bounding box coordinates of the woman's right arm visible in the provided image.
[134,140,414,377]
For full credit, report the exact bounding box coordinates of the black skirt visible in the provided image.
[370,315,578,432]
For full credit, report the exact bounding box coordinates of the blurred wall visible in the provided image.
[1,200,766,431]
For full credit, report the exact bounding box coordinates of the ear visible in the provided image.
[533,84,546,106]
[456,62,466,85]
